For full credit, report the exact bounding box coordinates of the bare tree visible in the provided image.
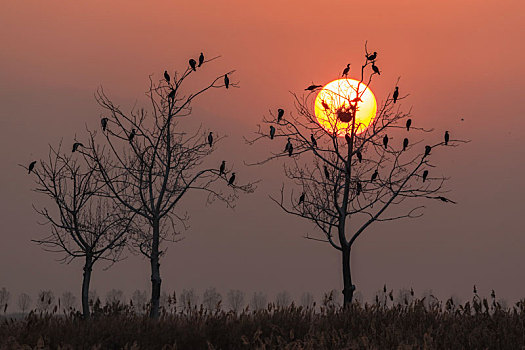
[61,291,77,312]
[250,292,267,311]
[275,290,292,307]
[17,292,32,313]
[37,290,55,312]
[105,289,125,305]
[84,57,255,318]
[0,287,10,313]
[248,44,464,306]
[131,289,148,314]
[202,287,222,311]
[25,144,132,319]
[179,288,199,312]
[226,289,245,313]
[300,292,315,308]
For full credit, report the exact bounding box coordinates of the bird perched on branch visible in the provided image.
[299,193,305,204]
[101,117,108,132]
[208,132,213,147]
[321,100,330,110]
[371,170,378,181]
[277,108,284,122]
[445,131,450,145]
[437,196,456,204]
[366,51,377,61]
[342,64,350,77]
[270,126,276,139]
[323,165,330,180]
[305,84,322,91]
[393,86,399,103]
[189,59,197,71]
[198,52,204,67]
[224,74,230,89]
[128,129,136,142]
[284,138,292,153]
[220,161,226,176]
[356,151,362,163]
[422,170,429,182]
[424,145,431,157]
[310,134,317,148]
[372,63,380,75]
[28,161,36,174]
[383,135,389,149]
[403,138,409,151]
[228,172,236,186]
[164,70,170,83]
[288,142,293,157]
[72,142,84,152]
[356,181,362,196]
[168,89,175,100]
[406,118,412,131]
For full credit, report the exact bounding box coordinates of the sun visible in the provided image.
[314,79,377,137]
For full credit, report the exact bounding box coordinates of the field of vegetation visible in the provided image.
[1,292,524,349]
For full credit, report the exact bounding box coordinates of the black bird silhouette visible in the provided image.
[101,117,108,131]
[406,118,412,131]
[356,151,362,163]
[323,165,330,180]
[424,145,431,157]
[310,134,317,148]
[473,285,477,294]
[189,59,197,71]
[345,134,351,144]
[305,84,322,91]
[198,52,204,67]
[270,126,276,139]
[277,108,284,122]
[28,161,36,174]
[491,290,496,299]
[164,70,170,83]
[168,89,175,100]
[371,170,378,181]
[403,137,409,151]
[288,142,293,157]
[284,138,292,153]
[321,99,330,110]
[366,51,377,61]
[383,135,388,149]
[72,142,84,152]
[228,172,236,186]
[208,132,213,147]
[224,74,229,89]
[422,170,429,182]
[356,181,362,196]
[128,128,136,142]
[342,64,350,77]
[444,131,450,145]
[393,86,399,103]
[220,160,226,176]
[372,63,380,75]
[299,192,305,204]
[437,196,456,204]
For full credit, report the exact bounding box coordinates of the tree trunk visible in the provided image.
[149,219,162,319]
[81,254,93,319]
[341,246,355,307]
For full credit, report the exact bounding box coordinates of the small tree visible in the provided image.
[202,287,222,311]
[18,293,32,313]
[37,290,55,312]
[0,287,10,313]
[61,291,77,312]
[131,289,148,314]
[250,292,267,311]
[85,57,255,318]
[249,44,464,306]
[26,144,132,319]
[300,292,315,308]
[179,288,199,312]
[105,289,125,306]
[275,290,292,307]
[226,289,245,313]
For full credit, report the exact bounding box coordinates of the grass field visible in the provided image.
[1,294,524,349]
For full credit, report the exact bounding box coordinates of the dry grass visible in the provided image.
[1,296,524,349]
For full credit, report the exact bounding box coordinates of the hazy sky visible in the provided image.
[1,0,524,308]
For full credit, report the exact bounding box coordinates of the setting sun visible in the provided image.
[314,79,377,136]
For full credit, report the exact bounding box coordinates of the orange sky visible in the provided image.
[1,0,524,306]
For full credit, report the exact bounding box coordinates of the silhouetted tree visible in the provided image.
[105,289,125,306]
[275,290,292,307]
[26,144,132,319]
[17,292,32,313]
[226,289,245,313]
[203,287,222,311]
[36,290,55,312]
[84,57,255,318]
[300,292,315,308]
[250,292,267,311]
[249,44,464,306]
[131,289,148,314]
[61,291,76,312]
[179,288,199,312]
[0,288,10,313]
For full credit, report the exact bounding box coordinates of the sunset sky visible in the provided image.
[1,0,524,307]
